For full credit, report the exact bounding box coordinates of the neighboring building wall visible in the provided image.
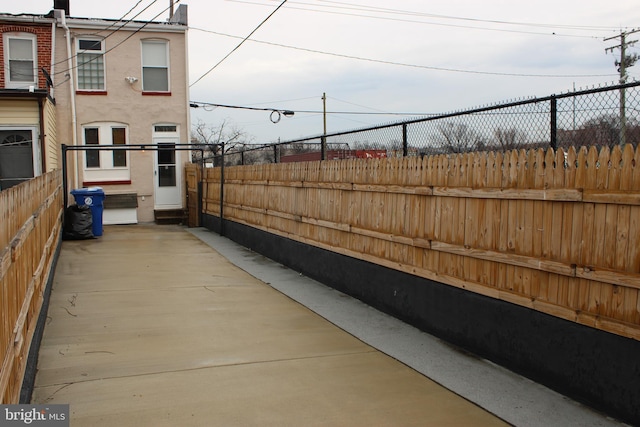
[54,16,189,222]
[43,97,57,171]
[0,99,38,124]
[0,18,56,190]
[0,98,43,190]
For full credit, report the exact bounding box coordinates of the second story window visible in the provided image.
[3,33,37,89]
[141,40,169,92]
[77,38,105,90]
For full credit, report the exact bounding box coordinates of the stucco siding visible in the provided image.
[54,19,189,222]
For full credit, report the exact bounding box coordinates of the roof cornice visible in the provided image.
[62,17,187,33]
[0,14,54,25]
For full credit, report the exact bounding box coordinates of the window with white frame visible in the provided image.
[82,123,130,182]
[3,33,37,89]
[141,40,169,92]
[76,38,105,90]
[0,128,41,190]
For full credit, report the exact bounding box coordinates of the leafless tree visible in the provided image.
[493,127,528,151]
[437,122,485,153]
[191,119,253,165]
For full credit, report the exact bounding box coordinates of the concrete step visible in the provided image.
[154,209,186,225]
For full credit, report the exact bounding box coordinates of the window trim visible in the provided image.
[141,39,170,93]
[81,123,130,183]
[3,32,37,89]
[75,37,106,92]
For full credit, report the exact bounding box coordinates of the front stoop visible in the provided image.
[154,209,186,225]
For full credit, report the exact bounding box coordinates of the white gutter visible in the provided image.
[57,10,79,191]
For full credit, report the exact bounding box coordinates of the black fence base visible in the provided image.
[203,214,640,425]
[20,233,63,403]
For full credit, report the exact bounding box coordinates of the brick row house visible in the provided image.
[0,15,56,190]
[0,1,191,224]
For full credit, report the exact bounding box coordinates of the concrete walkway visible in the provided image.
[32,225,624,426]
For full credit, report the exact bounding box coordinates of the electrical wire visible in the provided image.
[190,27,617,78]
[53,1,180,78]
[49,0,162,74]
[190,0,288,87]
[310,0,624,31]
[226,0,622,38]
[0,1,161,82]
[190,100,433,116]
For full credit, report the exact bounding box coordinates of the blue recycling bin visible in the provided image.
[71,187,105,237]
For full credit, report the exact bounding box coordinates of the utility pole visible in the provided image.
[605,29,639,146]
[321,92,327,160]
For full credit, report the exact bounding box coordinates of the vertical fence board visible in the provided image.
[200,146,640,341]
[1,171,62,403]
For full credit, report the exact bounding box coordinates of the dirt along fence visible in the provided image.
[0,170,63,403]
[193,144,640,341]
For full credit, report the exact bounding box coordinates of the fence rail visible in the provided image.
[0,170,63,403]
[194,144,640,341]
[209,81,640,166]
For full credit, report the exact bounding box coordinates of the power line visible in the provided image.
[311,0,623,32]
[190,0,288,87]
[53,0,180,78]
[189,100,433,116]
[190,27,616,78]
[227,0,619,38]
[50,0,161,74]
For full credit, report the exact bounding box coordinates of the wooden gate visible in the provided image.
[185,164,202,227]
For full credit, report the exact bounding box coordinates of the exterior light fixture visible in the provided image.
[270,109,295,123]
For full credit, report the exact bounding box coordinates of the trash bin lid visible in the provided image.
[71,187,104,195]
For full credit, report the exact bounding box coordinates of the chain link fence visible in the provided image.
[205,81,640,166]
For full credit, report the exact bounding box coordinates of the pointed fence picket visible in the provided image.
[0,170,63,403]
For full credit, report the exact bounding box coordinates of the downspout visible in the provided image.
[50,20,55,100]
[58,10,79,193]
[38,97,46,172]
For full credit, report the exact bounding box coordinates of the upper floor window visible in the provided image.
[77,38,105,90]
[141,40,169,92]
[3,33,37,89]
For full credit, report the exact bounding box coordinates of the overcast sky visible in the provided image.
[5,0,640,144]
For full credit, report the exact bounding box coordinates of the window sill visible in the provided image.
[142,91,171,96]
[83,180,132,186]
[77,90,108,95]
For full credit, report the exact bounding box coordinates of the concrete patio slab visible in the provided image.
[32,224,509,426]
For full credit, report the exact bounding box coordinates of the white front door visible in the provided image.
[153,138,182,208]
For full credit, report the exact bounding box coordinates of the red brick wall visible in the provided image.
[0,23,53,89]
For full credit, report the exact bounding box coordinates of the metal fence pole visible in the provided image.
[219,142,225,236]
[402,123,408,157]
[620,86,627,146]
[61,144,68,228]
[550,96,558,150]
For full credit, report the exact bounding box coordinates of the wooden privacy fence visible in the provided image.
[185,163,201,227]
[197,145,640,341]
[0,170,63,403]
